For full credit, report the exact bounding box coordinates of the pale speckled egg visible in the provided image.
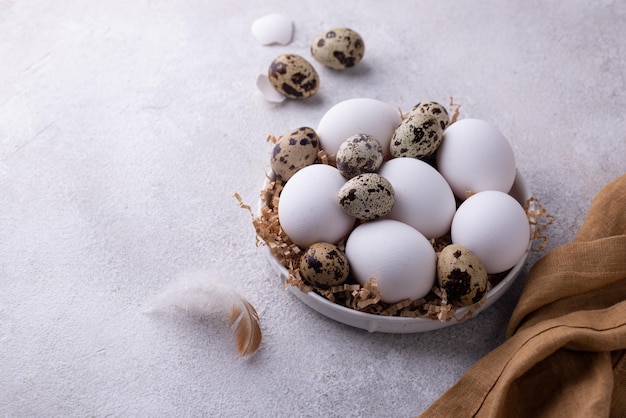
[436,118,517,200]
[345,219,436,304]
[317,98,402,159]
[335,133,383,179]
[310,28,365,70]
[337,173,395,220]
[270,127,321,181]
[390,113,443,159]
[451,190,530,274]
[378,158,456,239]
[268,54,319,99]
[299,242,350,287]
[278,164,355,248]
[437,244,488,307]
[410,101,450,131]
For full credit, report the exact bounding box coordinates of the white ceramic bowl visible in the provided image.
[263,170,533,333]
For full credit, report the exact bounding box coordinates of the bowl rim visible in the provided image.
[262,169,534,333]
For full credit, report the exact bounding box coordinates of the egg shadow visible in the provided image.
[327,60,373,78]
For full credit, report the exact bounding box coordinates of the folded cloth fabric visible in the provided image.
[420,174,626,418]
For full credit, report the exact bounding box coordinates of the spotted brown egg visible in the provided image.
[337,173,394,220]
[335,133,383,179]
[390,112,443,159]
[268,54,319,99]
[310,28,365,70]
[410,101,450,132]
[270,127,321,181]
[299,242,350,287]
[437,244,488,307]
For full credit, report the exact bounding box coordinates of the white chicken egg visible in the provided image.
[345,219,436,304]
[436,118,517,200]
[316,98,402,159]
[451,190,530,274]
[278,164,355,248]
[378,158,456,239]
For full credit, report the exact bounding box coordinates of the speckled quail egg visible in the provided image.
[390,112,443,159]
[300,242,350,287]
[335,133,383,179]
[337,173,395,220]
[310,28,365,70]
[270,127,321,181]
[437,244,488,307]
[410,101,450,132]
[268,54,319,99]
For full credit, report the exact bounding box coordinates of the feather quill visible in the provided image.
[144,270,262,356]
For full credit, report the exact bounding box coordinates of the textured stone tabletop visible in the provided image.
[1,1,625,416]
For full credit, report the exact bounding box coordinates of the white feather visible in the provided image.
[144,270,238,316]
[144,270,262,356]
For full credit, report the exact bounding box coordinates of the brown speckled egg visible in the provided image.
[300,242,350,287]
[335,133,383,179]
[437,244,488,307]
[310,28,365,70]
[410,101,450,132]
[337,173,394,220]
[390,113,443,159]
[268,54,319,99]
[270,127,321,181]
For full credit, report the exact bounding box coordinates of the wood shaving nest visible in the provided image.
[235,162,553,324]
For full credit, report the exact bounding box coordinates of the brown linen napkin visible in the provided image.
[420,173,626,418]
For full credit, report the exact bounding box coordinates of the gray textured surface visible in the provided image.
[1,1,625,416]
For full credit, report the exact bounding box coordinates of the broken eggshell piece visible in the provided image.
[256,74,287,103]
[250,13,294,46]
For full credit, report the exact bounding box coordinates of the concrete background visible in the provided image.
[1,0,625,416]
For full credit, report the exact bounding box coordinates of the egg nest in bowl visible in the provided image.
[239,99,552,331]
